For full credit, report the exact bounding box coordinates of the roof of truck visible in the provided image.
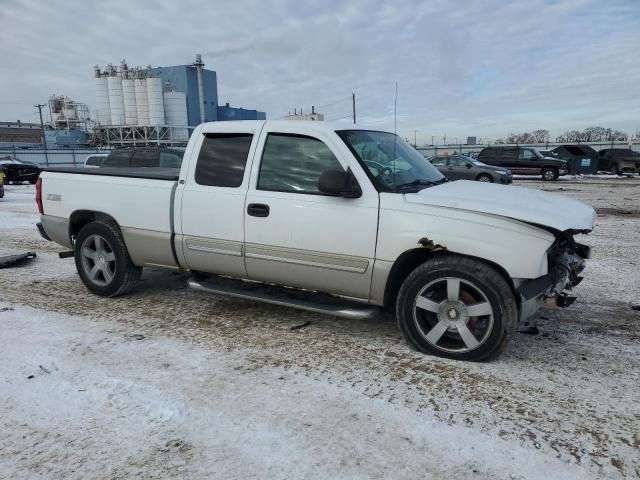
[197,120,389,135]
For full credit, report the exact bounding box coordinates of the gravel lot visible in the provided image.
[1,177,639,479]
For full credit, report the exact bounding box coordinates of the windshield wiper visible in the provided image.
[394,179,441,191]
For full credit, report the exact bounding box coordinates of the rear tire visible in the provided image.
[396,255,517,361]
[74,221,141,297]
[476,174,493,182]
[541,167,558,181]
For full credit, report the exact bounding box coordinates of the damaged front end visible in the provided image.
[517,231,591,324]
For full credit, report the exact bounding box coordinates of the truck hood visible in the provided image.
[406,180,596,232]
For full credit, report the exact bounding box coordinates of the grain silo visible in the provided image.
[163,90,188,141]
[107,65,125,125]
[134,73,149,126]
[122,71,138,125]
[146,76,165,126]
[93,66,111,125]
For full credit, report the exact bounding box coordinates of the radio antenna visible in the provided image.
[393,82,398,185]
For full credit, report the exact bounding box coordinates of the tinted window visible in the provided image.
[85,156,103,166]
[430,156,446,166]
[130,149,158,168]
[195,133,253,187]
[258,133,343,194]
[519,149,535,159]
[159,150,182,168]
[564,146,584,156]
[449,156,468,167]
[102,150,132,167]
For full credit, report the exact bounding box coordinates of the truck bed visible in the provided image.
[43,167,180,181]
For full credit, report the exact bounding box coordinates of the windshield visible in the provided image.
[337,130,445,192]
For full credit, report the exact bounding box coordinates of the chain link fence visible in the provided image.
[0,146,112,167]
[416,141,640,158]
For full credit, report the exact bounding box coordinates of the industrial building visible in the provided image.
[92,55,265,146]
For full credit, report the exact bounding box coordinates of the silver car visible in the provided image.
[429,154,513,184]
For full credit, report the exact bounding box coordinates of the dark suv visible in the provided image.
[477,146,568,181]
[597,149,640,175]
[101,147,183,169]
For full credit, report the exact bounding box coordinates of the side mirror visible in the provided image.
[318,169,361,198]
[466,163,472,169]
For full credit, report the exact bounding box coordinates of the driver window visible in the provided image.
[519,149,535,160]
[258,133,344,195]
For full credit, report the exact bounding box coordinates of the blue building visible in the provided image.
[218,103,267,121]
[149,61,265,126]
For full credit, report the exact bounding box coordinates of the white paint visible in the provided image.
[410,180,597,232]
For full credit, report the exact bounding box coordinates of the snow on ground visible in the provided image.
[1,179,639,479]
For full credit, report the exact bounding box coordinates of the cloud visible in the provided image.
[0,0,638,141]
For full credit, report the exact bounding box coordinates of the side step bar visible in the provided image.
[188,276,381,320]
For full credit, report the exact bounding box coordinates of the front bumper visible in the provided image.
[516,236,590,324]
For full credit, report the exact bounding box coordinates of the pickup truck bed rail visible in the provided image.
[43,167,180,181]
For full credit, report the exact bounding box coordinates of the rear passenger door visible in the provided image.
[178,125,260,278]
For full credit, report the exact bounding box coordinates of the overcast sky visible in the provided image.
[1,0,638,143]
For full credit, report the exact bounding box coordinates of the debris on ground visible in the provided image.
[290,321,312,331]
[0,252,36,269]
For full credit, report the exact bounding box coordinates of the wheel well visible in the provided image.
[69,210,120,242]
[383,249,518,310]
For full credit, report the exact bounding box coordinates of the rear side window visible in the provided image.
[102,150,132,167]
[131,149,159,168]
[430,156,446,166]
[159,151,182,168]
[257,133,344,195]
[85,156,103,166]
[195,133,253,187]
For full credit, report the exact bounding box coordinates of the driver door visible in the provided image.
[243,125,379,300]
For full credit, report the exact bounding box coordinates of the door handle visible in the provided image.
[247,203,270,217]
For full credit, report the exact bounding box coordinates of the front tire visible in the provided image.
[541,167,559,181]
[476,173,493,182]
[396,255,517,361]
[74,221,141,297]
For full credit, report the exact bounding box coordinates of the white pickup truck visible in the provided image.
[36,121,596,361]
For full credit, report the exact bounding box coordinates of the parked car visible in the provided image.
[597,148,640,175]
[101,147,183,169]
[429,154,512,184]
[540,145,600,174]
[0,156,41,184]
[36,121,595,361]
[84,153,109,168]
[477,146,568,181]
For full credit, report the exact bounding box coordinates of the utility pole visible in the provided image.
[414,129,418,147]
[352,93,356,124]
[431,135,434,145]
[35,104,49,166]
